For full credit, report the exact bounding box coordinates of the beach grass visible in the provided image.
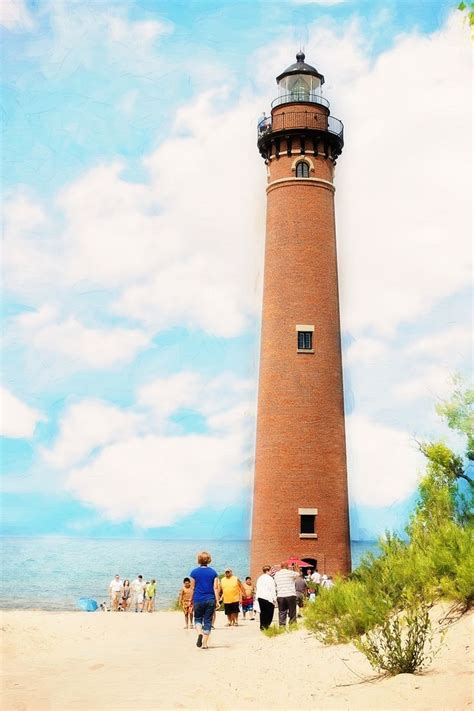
[262,621,298,638]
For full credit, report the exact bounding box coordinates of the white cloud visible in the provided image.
[198,373,256,417]
[2,194,60,296]
[15,306,149,369]
[347,414,423,506]
[4,91,265,338]
[345,337,387,364]
[55,162,166,289]
[42,370,256,526]
[207,402,255,434]
[66,431,247,527]
[0,387,44,438]
[6,14,469,346]
[335,15,471,336]
[394,364,455,401]
[43,399,143,469]
[405,326,472,362]
[115,90,265,336]
[137,372,203,424]
[2,9,471,532]
[137,371,255,429]
[0,0,34,30]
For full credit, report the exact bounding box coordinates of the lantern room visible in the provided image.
[274,51,327,108]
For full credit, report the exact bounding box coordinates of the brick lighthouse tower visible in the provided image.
[251,53,351,577]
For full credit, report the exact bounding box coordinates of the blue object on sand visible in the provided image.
[78,597,98,612]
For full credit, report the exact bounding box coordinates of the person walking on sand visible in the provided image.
[145,579,157,612]
[221,568,243,626]
[241,576,255,621]
[178,577,194,629]
[274,562,298,626]
[131,574,146,613]
[255,565,276,630]
[295,571,307,617]
[109,574,123,611]
[189,551,220,650]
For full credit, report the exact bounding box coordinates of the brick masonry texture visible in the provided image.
[251,103,351,578]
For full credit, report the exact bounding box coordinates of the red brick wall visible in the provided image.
[251,138,351,580]
[271,104,329,132]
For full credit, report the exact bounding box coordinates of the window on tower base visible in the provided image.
[296,325,315,353]
[299,508,318,538]
[298,331,312,350]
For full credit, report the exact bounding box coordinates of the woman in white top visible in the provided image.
[255,565,276,630]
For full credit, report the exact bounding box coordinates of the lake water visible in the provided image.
[0,537,378,610]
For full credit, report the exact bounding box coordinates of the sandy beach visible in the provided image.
[1,605,472,710]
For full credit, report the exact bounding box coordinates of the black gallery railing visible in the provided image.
[271,93,330,109]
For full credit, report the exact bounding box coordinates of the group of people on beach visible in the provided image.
[108,574,156,612]
[176,568,256,630]
[183,551,334,649]
[108,552,334,651]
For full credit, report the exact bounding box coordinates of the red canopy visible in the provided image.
[286,557,312,568]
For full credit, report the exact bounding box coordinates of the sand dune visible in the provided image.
[1,606,472,710]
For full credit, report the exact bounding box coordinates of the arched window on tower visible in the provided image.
[295,161,309,178]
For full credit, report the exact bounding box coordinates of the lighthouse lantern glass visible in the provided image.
[278,73,321,102]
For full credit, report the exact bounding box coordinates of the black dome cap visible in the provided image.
[276,52,325,85]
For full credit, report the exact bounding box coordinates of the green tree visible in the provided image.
[305,378,474,646]
[436,375,474,463]
[412,377,474,529]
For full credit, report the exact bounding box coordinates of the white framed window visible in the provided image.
[296,324,314,353]
[299,508,318,538]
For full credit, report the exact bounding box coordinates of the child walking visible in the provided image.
[178,577,194,629]
[241,576,255,620]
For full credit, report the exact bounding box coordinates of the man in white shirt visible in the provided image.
[321,574,334,589]
[274,562,298,626]
[131,575,146,612]
[109,574,123,611]
[255,565,277,630]
[311,570,322,585]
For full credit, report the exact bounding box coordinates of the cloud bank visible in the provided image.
[43,372,256,528]
[2,6,471,534]
[0,387,44,438]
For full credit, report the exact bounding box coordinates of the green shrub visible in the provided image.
[304,521,473,644]
[304,381,474,669]
[435,523,474,605]
[352,534,413,606]
[304,579,392,644]
[355,601,439,675]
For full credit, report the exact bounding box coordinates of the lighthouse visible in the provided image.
[251,53,351,577]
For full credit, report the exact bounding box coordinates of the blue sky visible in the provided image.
[1,0,472,541]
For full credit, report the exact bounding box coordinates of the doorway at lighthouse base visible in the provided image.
[301,557,317,571]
